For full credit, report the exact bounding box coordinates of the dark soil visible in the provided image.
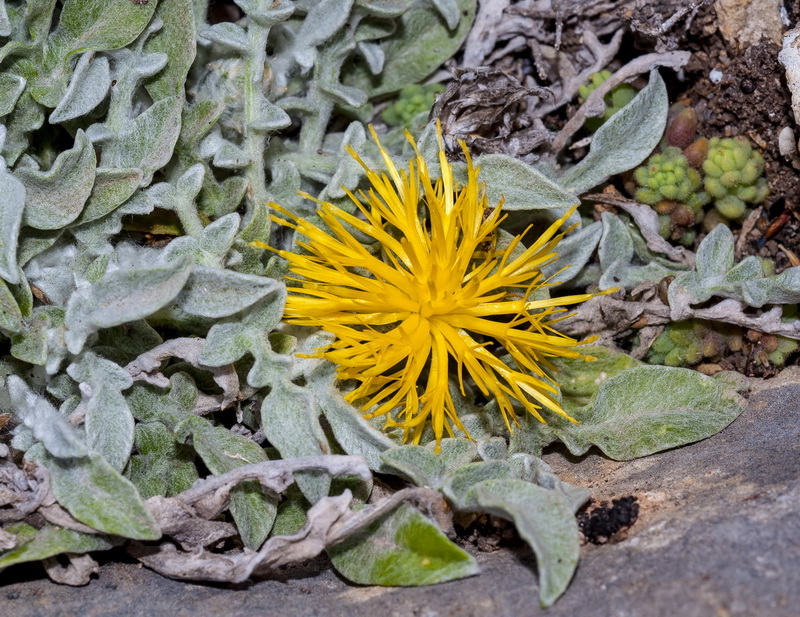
[577,496,640,545]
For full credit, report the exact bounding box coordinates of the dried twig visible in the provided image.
[125,337,239,414]
[585,189,695,266]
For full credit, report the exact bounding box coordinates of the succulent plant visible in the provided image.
[632,146,709,245]
[702,137,769,221]
[380,83,444,129]
[646,319,798,369]
[578,70,637,131]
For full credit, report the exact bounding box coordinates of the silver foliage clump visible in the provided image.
[0,0,785,608]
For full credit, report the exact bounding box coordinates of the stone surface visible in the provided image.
[1,374,799,617]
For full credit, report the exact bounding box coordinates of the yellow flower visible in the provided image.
[258,127,608,450]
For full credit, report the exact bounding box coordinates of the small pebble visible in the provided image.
[709,69,724,84]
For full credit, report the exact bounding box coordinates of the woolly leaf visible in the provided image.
[328,503,479,585]
[556,366,745,460]
[561,71,669,194]
[16,130,96,230]
[27,446,161,540]
[49,52,111,123]
[474,479,580,608]
[0,523,117,571]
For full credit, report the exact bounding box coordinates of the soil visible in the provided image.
[577,496,640,544]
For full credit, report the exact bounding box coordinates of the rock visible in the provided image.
[1,376,799,616]
[715,0,783,51]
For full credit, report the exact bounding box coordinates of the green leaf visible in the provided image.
[381,445,444,487]
[7,375,87,458]
[98,96,183,186]
[64,260,192,354]
[48,0,159,58]
[128,421,198,499]
[561,71,669,194]
[15,130,96,230]
[474,478,580,608]
[260,379,331,503]
[27,446,161,540]
[176,266,283,318]
[71,167,143,225]
[298,0,355,48]
[0,523,117,571]
[191,422,277,549]
[144,0,196,101]
[49,52,111,123]
[0,72,26,116]
[345,0,476,97]
[463,154,579,211]
[0,163,26,284]
[441,460,513,511]
[67,352,134,471]
[328,503,479,586]
[0,277,24,333]
[557,365,745,460]
[312,367,396,473]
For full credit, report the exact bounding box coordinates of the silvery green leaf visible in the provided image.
[0,73,26,117]
[313,374,396,472]
[212,141,250,169]
[71,168,144,226]
[560,71,669,194]
[0,523,117,572]
[6,375,87,458]
[16,130,96,230]
[464,154,578,211]
[199,213,240,259]
[46,0,158,59]
[144,0,196,101]
[49,52,111,124]
[34,0,159,108]
[67,352,134,471]
[597,212,671,291]
[328,503,479,586]
[64,260,193,354]
[27,445,161,540]
[0,277,24,333]
[0,0,10,37]
[542,221,602,287]
[11,306,66,366]
[319,82,368,108]
[355,0,414,18]
[297,0,355,48]
[440,460,512,511]
[202,22,249,53]
[245,1,296,27]
[742,266,800,307]
[555,366,745,460]
[128,421,198,499]
[98,96,183,186]
[260,379,331,503]
[508,453,590,514]
[474,479,580,608]
[3,92,45,165]
[249,97,292,132]
[380,445,444,487]
[345,0,475,97]
[430,0,460,28]
[476,436,507,460]
[0,165,25,283]
[696,222,734,279]
[357,41,384,75]
[191,422,277,549]
[200,290,287,367]
[176,266,282,318]
[319,122,367,200]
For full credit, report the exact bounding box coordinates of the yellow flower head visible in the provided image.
[261,127,606,451]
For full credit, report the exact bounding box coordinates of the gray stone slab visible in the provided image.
[1,373,799,617]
